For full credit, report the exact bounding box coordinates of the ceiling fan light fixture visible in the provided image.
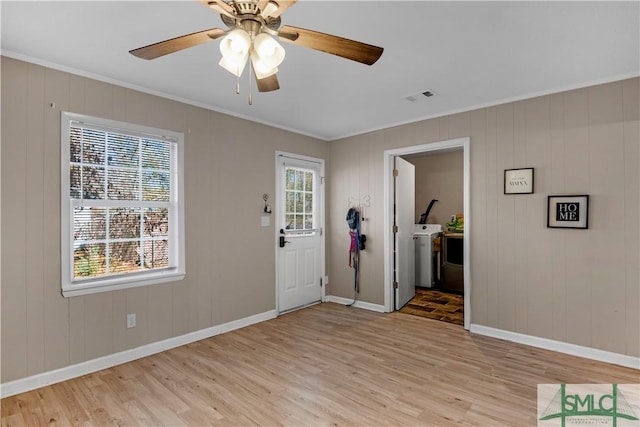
[219,28,252,76]
[129,0,384,98]
[219,29,251,60]
[250,50,278,79]
[252,33,285,68]
[219,53,249,77]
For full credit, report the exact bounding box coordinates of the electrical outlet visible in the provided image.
[127,313,136,329]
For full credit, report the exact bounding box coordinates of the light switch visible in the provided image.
[261,216,270,227]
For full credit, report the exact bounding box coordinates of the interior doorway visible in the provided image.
[383,137,471,330]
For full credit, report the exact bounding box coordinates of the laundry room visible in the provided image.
[401,147,464,325]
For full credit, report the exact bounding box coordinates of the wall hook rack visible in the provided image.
[348,194,371,209]
[347,194,371,221]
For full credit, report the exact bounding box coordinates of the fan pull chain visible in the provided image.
[236,64,241,95]
[248,60,253,105]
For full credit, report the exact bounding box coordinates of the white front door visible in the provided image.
[276,153,324,313]
[394,156,416,310]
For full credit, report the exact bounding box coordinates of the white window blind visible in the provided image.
[61,112,185,297]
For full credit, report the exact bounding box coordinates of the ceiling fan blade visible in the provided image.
[197,0,235,18]
[269,0,298,18]
[256,73,280,92]
[130,28,226,60]
[278,25,383,65]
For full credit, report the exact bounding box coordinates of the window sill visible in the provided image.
[62,270,185,298]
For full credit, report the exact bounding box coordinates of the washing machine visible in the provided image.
[413,224,442,288]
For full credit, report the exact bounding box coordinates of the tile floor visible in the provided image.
[399,288,464,325]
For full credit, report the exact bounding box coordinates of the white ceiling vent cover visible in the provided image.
[404,90,437,103]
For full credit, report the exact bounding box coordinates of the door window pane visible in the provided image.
[284,166,315,231]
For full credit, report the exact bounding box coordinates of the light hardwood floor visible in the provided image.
[2,302,638,426]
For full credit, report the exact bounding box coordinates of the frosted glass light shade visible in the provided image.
[219,53,249,77]
[252,33,285,68]
[219,29,251,77]
[220,29,251,57]
[220,29,251,61]
[250,50,278,79]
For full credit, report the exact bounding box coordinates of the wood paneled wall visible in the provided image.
[1,55,637,386]
[327,78,639,357]
[408,150,464,228]
[0,57,328,383]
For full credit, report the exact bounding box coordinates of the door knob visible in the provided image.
[279,236,291,248]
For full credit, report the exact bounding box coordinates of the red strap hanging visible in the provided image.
[348,230,357,267]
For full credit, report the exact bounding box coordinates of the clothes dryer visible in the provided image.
[413,224,442,288]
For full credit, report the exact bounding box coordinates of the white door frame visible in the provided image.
[383,137,471,330]
[274,151,326,314]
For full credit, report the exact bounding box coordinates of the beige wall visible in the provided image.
[407,150,464,228]
[0,57,328,383]
[327,78,640,358]
[2,55,638,386]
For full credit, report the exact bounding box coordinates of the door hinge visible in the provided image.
[393,225,398,233]
[393,168,398,177]
[320,277,323,287]
[393,281,399,289]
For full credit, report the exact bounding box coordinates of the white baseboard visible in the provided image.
[470,324,640,370]
[0,309,277,398]
[324,295,386,313]
[6,309,634,399]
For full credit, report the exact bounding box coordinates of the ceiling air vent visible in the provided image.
[404,90,437,103]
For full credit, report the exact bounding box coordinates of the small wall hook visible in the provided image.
[263,193,272,214]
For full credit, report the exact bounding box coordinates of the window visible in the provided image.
[284,166,315,231]
[61,112,185,297]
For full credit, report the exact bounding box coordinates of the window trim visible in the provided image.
[60,111,185,298]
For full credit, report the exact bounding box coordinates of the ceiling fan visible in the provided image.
[129,0,384,97]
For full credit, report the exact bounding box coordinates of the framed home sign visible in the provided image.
[504,168,534,194]
[547,195,589,229]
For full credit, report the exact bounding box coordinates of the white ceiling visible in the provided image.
[2,1,638,140]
